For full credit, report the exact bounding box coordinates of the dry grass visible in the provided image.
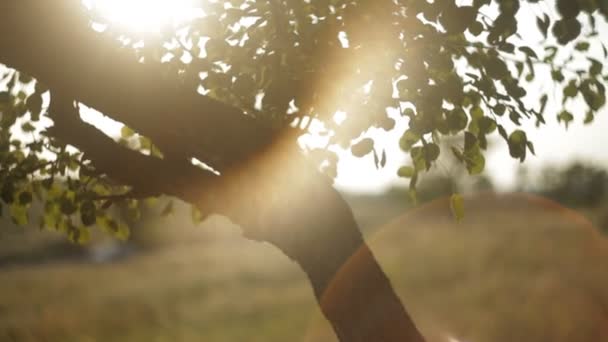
[1,192,608,342]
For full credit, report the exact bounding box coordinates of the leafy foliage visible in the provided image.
[1,0,608,240]
[0,70,138,242]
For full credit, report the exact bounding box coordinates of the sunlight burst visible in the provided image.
[85,0,203,33]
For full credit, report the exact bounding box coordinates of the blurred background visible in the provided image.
[2,134,608,342]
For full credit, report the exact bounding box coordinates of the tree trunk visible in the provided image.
[0,2,426,341]
[249,166,426,342]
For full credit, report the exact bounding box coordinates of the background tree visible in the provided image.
[1,1,607,341]
[517,162,608,207]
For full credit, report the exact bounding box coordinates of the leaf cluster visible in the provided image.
[89,1,608,194]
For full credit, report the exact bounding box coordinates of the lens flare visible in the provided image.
[85,0,203,33]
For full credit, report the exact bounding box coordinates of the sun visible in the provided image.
[84,0,203,33]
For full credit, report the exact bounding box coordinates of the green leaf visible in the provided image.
[451,146,464,163]
[95,215,112,232]
[580,79,606,111]
[121,125,135,139]
[10,203,28,226]
[494,104,506,116]
[115,222,130,241]
[557,110,574,128]
[96,216,129,240]
[589,58,603,76]
[470,106,483,119]
[397,166,415,178]
[411,147,427,171]
[552,18,582,45]
[469,21,483,36]
[551,69,565,82]
[478,117,497,134]
[21,122,36,133]
[42,201,60,229]
[447,108,469,132]
[539,94,549,116]
[483,55,509,80]
[465,149,485,174]
[563,80,578,101]
[584,110,594,124]
[423,143,440,164]
[536,14,549,37]
[575,41,590,51]
[68,224,91,244]
[519,46,538,59]
[526,141,536,155]
[464,132,477,151]
[508,130,528,161]
[450,193,465,222]
[402,108,415,117]
[499,42,515,53]
[139,136,152,150]
[18,191,32,205]
[60,196,77,215]
[380,150,387,168]
[351,138,374,157]
[80,200,96,226]
[26,93,43,119]
[399,130,420,152]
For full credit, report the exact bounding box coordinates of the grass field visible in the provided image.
[1,192,607,342]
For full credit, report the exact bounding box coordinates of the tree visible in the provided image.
[518,162,608,207]
[1,1,607,341]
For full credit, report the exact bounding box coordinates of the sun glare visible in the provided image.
[85,0,203,33]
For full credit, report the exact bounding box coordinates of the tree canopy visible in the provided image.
[2,1,607,240]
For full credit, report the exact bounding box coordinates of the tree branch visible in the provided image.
[0,3,426,341]
[46,91,220,205]
[0,0,277,171]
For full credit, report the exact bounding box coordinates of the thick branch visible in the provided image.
[46,93,218,198]
[0,1,276,170]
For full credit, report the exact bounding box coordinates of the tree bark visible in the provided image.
[0,2,425,341]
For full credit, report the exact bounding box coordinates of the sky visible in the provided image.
[332,108,608,193]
